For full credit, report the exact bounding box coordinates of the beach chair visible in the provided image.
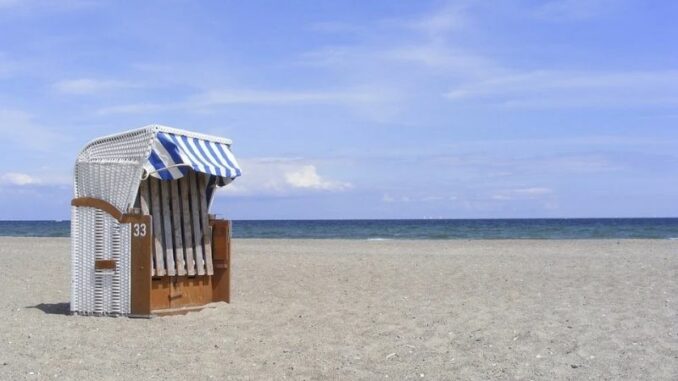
[70,125,242,317]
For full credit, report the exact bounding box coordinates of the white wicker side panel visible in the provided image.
[71,207,94,313]
[74,127,155,213]
[115,221,131,315]
[75,162,144,213]
[70,207,131,315]
[70,206,80,313]
[72,127,153,316]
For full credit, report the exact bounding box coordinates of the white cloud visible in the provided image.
[0,0,24,8]
[0,169,70,189]
[532,0,620,21]
[285,165,351,190]
[193,88,380,106]
[53,78,137,95]
[0,52,18,79]
[1,0,479,118]
[0,0,98,11]
[491,187,554,201]
[291,5,504,123]
[299,30,491,76]
[445,70,678,108]
[382,193,457,203]
[382,194,395,203]
[404,2,470,37]
[298,3,491,75]
[0,109,68,152]
[513,187,553,196]
[96,102,170,116]
[309,21,367,34]
[196,87,402,123]
[298,4,676,112]
[0,172,39,186]
[382,194,411,203]
[383,43,493,74]
[447,70,678,97]
[218,158,352,197]
[95,87,393,116]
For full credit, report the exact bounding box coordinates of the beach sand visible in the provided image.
[0,238,676,380]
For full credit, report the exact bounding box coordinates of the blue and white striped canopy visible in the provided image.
[146,130,242,182]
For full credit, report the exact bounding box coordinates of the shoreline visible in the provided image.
[2,218,678,241]
[0,236,677,241]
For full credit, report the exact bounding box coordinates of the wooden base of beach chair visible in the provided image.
[130,219,231,318]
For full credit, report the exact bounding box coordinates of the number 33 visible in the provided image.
[133,223,147,237]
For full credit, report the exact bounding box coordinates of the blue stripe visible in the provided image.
[146,131,242,182]
[148,151,173,180]
[157,133,185,168]
[204,140,232,177]
[190,137,220,176]
[214,143,242,177]
[216,142,241,178]
[180,135,212,175]
[173,134,207,175]
[198,139,226,177]
[157,133,189,178]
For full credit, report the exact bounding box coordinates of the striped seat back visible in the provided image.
[137,171,213,277]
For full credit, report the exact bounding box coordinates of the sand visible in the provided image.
[0,237,676,380]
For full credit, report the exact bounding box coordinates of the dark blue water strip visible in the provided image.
[0,219,677,239]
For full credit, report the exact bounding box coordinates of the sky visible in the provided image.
[0,0,677,220]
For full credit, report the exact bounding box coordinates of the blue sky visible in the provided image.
[0,0,677,219]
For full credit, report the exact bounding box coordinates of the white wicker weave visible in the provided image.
[70,125,235,315]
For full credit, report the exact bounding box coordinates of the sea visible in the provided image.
[0,218,677,240]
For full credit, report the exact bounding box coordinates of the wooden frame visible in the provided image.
[148,219,231,316]
[71,196,232,318]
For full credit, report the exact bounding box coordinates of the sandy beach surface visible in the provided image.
[0,237,676,380]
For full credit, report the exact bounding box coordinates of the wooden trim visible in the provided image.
[210,219,231,303]
[71,197,124,222]
[225,220,231,303]
[95,259,117,270]
[71,196,149,225]
[129,214,153,317]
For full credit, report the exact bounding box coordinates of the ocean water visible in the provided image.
[0,218,677,239]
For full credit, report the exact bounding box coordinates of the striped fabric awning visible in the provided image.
[145,130,242,183]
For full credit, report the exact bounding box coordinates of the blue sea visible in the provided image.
[0,218,677,239]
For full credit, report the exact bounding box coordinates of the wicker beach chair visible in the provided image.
[70,125,242,317]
